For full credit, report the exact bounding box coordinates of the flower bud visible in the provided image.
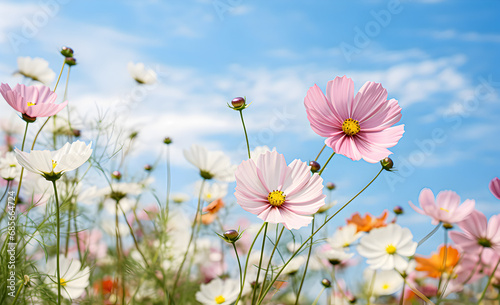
[326,182,336,190]
[224,230,239,241]
[380,157,394,171]
[24,275,31,286]
[72,129,81,137]
[443,223,454,230]
[309,161,321,173]
[111,171,122,180]
[393,205,403,215]
[231,97,246,108]
[129,131,138,139]
[65,57,77,66]
[321,278,331,288]
[60,46,74,57]
[163,137,172,145]
[144,164,153,171]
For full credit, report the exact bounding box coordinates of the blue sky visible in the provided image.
[1,0,500,256]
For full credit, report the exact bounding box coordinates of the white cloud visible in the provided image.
[0,2,39,44]
[430,30,500,43]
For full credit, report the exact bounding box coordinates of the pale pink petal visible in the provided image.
[325,75,354,119]
[490,177,500,200]
[361,98,402,131]
[256,151,288,191]
[459,210,487,238]
[304,84,342,137]
[351,81,388,122]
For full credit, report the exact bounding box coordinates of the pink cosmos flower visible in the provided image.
[409,188,475,225]
[234,151,325,230]
[449,210,500,254]
[304,76,404,163]
[0,83,67,122]
[490,177,500,200]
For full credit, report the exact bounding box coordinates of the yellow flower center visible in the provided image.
[60,278,67,286]
[342,118,360,136]
[52,160,57,169]
[206,193,212,199]
[382,283,390,290]
[440,207,449,212]
[343,242,350,247]
[215,295,225,304]
[268,190,286,207]
[27,102,36,107]
[386,244,397,254]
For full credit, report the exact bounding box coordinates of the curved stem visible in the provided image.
[477,258,500,304]
[251,222,268,304]
[437,229,448,297]
[165,144,171,213]
[257,168,384,304]
[318,152,335,176]
[399,281,406,305]
[11,282,23,305]
[311,287,326,305]
[314,144,327,162]
[258,226,285,301]
[403,277,435,305]
[234,222,266,305]
[52,180,62,305]
[417,222,442,247]
[173,179,206,292]
[294,216,315,305]
[233,243,244,295]
[239,110,251,159]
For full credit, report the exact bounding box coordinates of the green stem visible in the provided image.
[52,181,62,305]
[311,287,326,305]
[258,226,285,301]
[172,179,206,293]
[64,200,72,257]
[399,281,406,305]
[239,110,251,159]
[251,222,268,304]
[477,258,500,304]
[294,216,315,305]
[318,152,335,176]
[120,203,150,269]
[234,222,266,305]
[257,168,384,304]
[11,283,23,305]
[73,204,82,261]
[53,60,66,92]
[0,181,12,223]
[403,277,435,305]
[437,229,448,297]
[314,144,327,162]
[233,243,244,295]
[417,222,442,247]
[367,270,377,305]
[13,122,29,209]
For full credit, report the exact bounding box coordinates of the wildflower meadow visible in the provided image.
[0,1,499,305]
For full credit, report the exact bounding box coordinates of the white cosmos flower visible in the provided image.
[16,56,56,85]
[363,269,404,296]
[43,255,90,300]
[328,224,364,249]
[357,223,417,270]
[171,192,190,203]
[0,151,22,180]
[195,278,240,305]
[319,247,355,265]
[127,62,157,84]
[282,255,306,275]
[183,144,236,182]
[194,180,228,202]
[15,141,92,181]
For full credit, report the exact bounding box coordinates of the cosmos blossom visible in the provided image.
[43,255,90,300]
[409,188,475,225]
[234,151,325,230]
[0,83,67,122]
[346,210,389,232]
[304,75,404,163]
[414,245,460,278]
[16,56,56,85]
[357,223,417,270]
[449,210,500,253]
[490,177,500,200]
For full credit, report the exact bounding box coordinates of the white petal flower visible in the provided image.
[194,180,228,202]
[16,56,56,85]
[171,192,190,203]
[363,269,404,296]
[195,278,240,305]
[43,255,90,300]
[183,144,236,182]
[357,223,417,270]
[282,255,306,275]
[127,62,157,84]
[319,247,355,265]
[0,151,22,180]
[328,224,364,249]
[15,141,92,181]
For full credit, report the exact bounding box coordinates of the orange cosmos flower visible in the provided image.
[415,245,460,278]
[200,198,225,225]
[346,210,388,232]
